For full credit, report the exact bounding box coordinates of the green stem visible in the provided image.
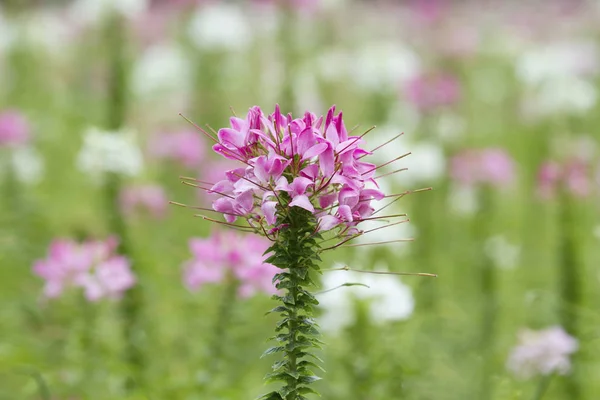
[209,276,239,374]
[260,205,323,400]
[102,11,143,390]
[477,186,496,400]
[557,190,582,400]
[533,374,554,400]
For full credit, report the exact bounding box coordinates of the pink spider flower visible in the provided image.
[0,110,30,148]
[450,148,516,188]
[33,237,135,301]
[120,184,168,219]
[404,72,461,112]
[148,130,205,168]
[537,158,596,199]
[195,105,404,239]
[183,231,279,298]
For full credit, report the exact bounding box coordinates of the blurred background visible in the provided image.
[1,0,599,399]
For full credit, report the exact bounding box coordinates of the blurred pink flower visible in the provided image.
[0,110,30,148]
[450,148,516,187]
[33,237,135,301]
[148,130,205,168]
[120,184,168,219]
[183,231,279,298]
[404,72,461,112]
[537,159,596,199]
[507,326,578,379]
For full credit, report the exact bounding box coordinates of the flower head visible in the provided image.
[205,105,390,238]
[183,231,279,298]
[0,110,30,148]
[120,184,168,219]
[506,326,578,379]
[33,237,135,301]
[148,129,205,168]
[450,148,515,188]
[537,158,596,199]
[404,72,461,112]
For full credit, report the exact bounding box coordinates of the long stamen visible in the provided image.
[179,113,218,143]
[323,265,437,278]
[181,181,236,200]
[357,213,407,221]
[363,219,409,234]
[338,239,414,248]
[336,125,376,155]
[169,201,241,217]
[372,187,432,216]
[359,132,404,159]
[194,214,255,231]
[362,152,411,176]
[180,176,215,186]
[375,167,408,180]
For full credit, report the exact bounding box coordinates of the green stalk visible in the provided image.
[102,11,143,390]
[259,205,323,400]
[207,275,239,377]
[477,186,496,400]
[557,189,582,400]
[532,374,553,400]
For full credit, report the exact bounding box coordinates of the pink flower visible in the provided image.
[33,237,135,301]
[537,159,596,199]
[507,326,578,379]
[148,130,205,168]
[450,148,515,187]
[404,72,461,112]
[120,184,168,219]
[205,105,387,236]
[183,231,279,298]
[0,110,30,148]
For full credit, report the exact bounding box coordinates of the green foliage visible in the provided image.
[261,205,324,399]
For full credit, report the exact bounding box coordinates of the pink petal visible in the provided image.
[289,195,315,213]
[318,215,341,231]
[262,201,278,225]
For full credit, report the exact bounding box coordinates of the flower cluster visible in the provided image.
[77,127,144,180]
[450,148,515,188]
[206,105,387,237]
[0,110,30,148]
[33,237,136,301]
[120,184,168,219]
[506,326,578,379]
[537,158,597,199]
[148,130,205,169]
[183,230,279,298]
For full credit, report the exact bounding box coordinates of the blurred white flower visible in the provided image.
[516,41,599,85]
[0,11,17,53]
[348,43,421,91]
[70,0,148,23]
[318,263,415,333]
[11,146,44,185]
[435,113,465,142]
[131,44,191,98]
[507,326,578,379]
[593,225,600,241]
[523,77,597,117]
[188,3,251,51]
[376,135,445,186]
[448,185,478,216]
[17,11,73,54]
[484,235,521,269]
[77,127,143,180]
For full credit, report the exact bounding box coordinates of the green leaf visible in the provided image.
[261,346,285,358]
[297,386,321,395]
[266,305,290,315]
[298,375,322,384]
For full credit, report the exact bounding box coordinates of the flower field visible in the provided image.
[1,1,599,399]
